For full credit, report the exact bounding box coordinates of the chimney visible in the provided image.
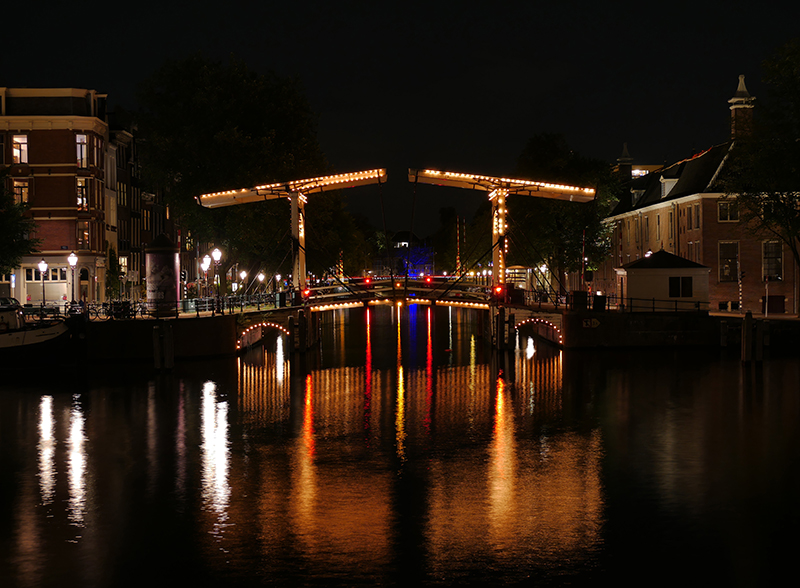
[729,74,755,140]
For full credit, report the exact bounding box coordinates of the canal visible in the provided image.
[1,305,798,587]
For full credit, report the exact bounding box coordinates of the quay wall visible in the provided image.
[85,315,238,362]
[561,310,800,350]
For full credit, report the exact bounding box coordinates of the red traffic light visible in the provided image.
[302,288,311,298]
[425,276,432,284]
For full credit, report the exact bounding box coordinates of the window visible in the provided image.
[76,134,88,167]
[668,211,674,239]
[695,240,700,263]
[0,136,4,164]
[644,217,650,242]
[656,214,661,241]
[626,219,631,245]
[77,178,88,210]
[763,240,782,281]
[12,135,28,164]
[687,206,692,229]
[669,276,693,297]
[13,179,29,204]
[719,241,739,282]
[718,200,739,222]
[693,203,700,229]
[77,221,90,250]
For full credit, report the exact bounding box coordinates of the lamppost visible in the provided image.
[201,255,211,299]
[257,272,265,309]
[212,248,222,314]
[38,258,48,313]
[239,270,247,310]
[68,252,78,304]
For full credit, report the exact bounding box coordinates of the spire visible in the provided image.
[616,142,633,181]
[729,75,755,140]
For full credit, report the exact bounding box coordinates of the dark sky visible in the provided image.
[4,1,798,236]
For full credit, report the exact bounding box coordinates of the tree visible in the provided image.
[511,133,618,291]
[136,53,331,290]
[0,169,41,276]
[721,39,800,290]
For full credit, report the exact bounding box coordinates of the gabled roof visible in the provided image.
[621,250,708,270]
[609,142,731,217]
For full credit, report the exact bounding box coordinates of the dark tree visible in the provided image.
[511,133,618,290]
[135,54,330,289]
[0,169,41,276]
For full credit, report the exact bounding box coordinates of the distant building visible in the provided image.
[596,76,797,314]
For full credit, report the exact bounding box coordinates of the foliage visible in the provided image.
[105,244,121,300]
[135,53,335,289]
[0,168,41,275]
[510,133,619,287]
[720,39,800,280]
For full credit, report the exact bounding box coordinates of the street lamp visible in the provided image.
[68,252,78,304]
[211,248,222,314]
[201,255,211,298]
[38,258,48,311]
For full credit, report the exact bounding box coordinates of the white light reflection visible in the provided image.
[38,396,56,506]
[276,336,285,383]
[201,381,231,539]
[67,395,86,527]
[526,336,535,360]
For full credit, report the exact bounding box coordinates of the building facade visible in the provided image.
[1,88,108,305]
[595,77,797,314]
[1,88,179,306]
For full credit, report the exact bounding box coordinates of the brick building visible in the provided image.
[1,88,109,305]
[1,87,178,306]
[594,76,797,314]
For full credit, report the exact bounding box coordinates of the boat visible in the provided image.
[0,297,70,354]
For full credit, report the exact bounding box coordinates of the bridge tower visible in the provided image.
[197,169,387,293]
[408,169,595,292]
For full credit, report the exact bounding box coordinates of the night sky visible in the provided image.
[4,1,798,236]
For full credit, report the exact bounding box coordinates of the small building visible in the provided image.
[616,250,710,312]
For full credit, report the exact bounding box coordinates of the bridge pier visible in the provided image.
[491,307,516,351]
[287,308,320,353]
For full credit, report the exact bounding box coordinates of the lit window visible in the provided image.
[13,179,29,204]
[77,178,88,211]
[719,241,739,282]
[718,200,739,222]
[763,241,782,281]
[77,221,90,250]
[76,134,88,167]
[12,135,28,164]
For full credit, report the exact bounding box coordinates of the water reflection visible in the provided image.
[38,396,56,506]
[67,395,87,529]
[201,381,230,539]
[4,309,799,587]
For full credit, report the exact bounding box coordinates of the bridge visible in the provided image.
[196,167,595,353]
[235,275,565,353]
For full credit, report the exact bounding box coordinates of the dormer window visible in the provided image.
[660,177,677,198]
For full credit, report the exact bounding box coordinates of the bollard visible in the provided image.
[741,311,753,362]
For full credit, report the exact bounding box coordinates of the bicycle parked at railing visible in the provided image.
[87,302,112,321]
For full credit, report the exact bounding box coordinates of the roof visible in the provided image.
[621,250,709,270]
[609,142,731,217]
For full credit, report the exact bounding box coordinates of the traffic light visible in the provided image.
[425,276,433,286]
[493,284,506,302]
[302,288,311,300]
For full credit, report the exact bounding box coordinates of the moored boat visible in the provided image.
[0,297,70,355]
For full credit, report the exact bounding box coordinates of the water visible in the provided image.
[1,306,798,587]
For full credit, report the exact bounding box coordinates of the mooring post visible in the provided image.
[741,311,753,362]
